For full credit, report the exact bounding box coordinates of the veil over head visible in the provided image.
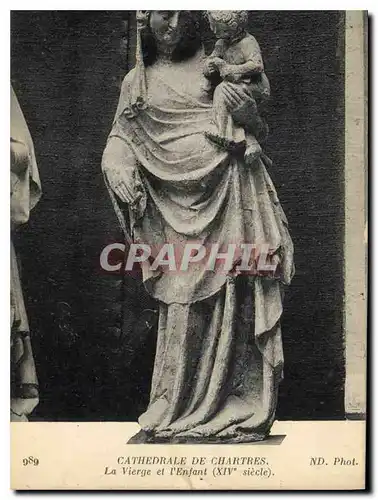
[123,11,204,118]
[123,10,150,118]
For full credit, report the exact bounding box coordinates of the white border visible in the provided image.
[2,4,375,498]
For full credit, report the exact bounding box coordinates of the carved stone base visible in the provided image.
[127,430,268,445]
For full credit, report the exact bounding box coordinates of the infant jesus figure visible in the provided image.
[204,10,270,165]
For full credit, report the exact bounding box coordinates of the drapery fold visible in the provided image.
[103,63,294,324]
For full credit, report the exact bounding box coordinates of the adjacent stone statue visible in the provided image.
[102,11,294,443]
[11,87,41,421]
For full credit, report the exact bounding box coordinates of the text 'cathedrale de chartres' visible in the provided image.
[116,456,268,466]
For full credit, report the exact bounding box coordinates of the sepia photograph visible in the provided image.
[10,9,367,490]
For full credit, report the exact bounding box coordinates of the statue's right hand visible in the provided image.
[104,163,144,206]
[102,137,146,213]
[113,178,144,207]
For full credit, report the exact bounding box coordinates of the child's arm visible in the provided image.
[221,35,265,82]
[221,60,263,82]
[204,39,226,77]
[210,38,226,58]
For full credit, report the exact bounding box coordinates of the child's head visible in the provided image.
[207,11,248,40]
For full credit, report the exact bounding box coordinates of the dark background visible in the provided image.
[11,11,345,421]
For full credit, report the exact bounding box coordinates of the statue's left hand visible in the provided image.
[220,82,258,129]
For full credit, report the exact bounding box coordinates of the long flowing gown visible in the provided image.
[102,48,294,443]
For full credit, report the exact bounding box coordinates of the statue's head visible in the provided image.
[207,10,248,40]
[140,11,202,66]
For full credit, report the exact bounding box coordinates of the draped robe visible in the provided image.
[102,49,294,442]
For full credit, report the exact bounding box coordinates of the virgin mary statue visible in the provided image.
[102,11,294,443]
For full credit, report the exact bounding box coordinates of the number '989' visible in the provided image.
[22,457,39,466]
